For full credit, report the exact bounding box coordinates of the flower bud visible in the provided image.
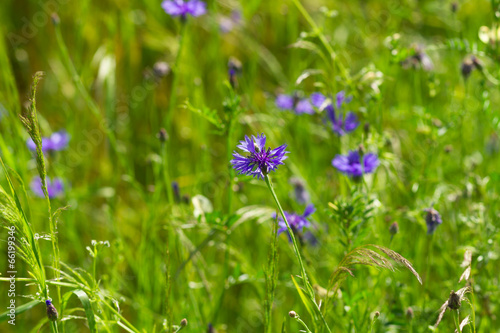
[406,307,414,320]
[157,128,169,142]
[46,300,58,321]
[180,318,188,327]
[389,222,399,236]
[153,61,170,78]
[51,13,60,25]
[447,291,461,310]
[289,311,297,318]
[461,58,474,79]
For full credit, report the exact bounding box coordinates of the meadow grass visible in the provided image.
[1,0,500,332]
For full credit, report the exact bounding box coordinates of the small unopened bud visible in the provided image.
[358,144,365,156]
[406,307,414,320]
[153,61,170,78]
[180,318,188,327]
[46,300,58,321]
[374,311,380,318]
[289,310,297,318]
[461,57,474,79]
[389,222,399,236]
[364,122,370,135]
[51,13,60,25]
[447,291,461,310]
[444,144,453,153]
[228,57,242,88]
[157,128,169,142]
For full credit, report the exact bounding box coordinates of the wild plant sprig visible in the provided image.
[18,72,61,308]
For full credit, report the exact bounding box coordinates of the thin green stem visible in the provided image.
[166,22,187,131]
[290,0,350,88]
[264,174,332,333]
[101,299,142,333]
[452,310,461,332]
[295,316,313,333]
[161,141,174,206]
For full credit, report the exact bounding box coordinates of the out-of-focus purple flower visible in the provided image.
[312,92,358,136]
[332,150,379,177]
[310,92,327,109]
[219,10,242,33]
[424,207,442,235]
[49,130,69,150]
[275,94,295,110]
[27,137,52,153]
[30,177,64,198]
[273,204,315,242]
[295,99,314,115]
[162,0,207,18]
[231,134,288,179]
[289,177,310,204]
[228,57,242,88]
[275,93,314,115]
[27,130,69,153]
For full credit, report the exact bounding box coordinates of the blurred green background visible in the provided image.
[1,0,500,332]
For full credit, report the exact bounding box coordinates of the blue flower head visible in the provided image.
[162,0,207,18]
[273,204,315,242]
[424,207,442,235]
[27,130,69,153]
[275,93,314,115]
[231,134,288,179]
[311,91,358,136]
[31,177,64,198]
[332,150,379,177]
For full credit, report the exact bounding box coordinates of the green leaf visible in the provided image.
[183,100,224,130]
[0,300,41,322]
[61,289,97,332]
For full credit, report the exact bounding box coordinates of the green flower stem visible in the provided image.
[161,140,174,206]
[264,174,332,333]
[453,310,461,332]
[295,316,313,333]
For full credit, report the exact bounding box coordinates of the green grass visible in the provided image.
[1,0,500,332]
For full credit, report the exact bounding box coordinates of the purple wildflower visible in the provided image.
[275,94,294,110]
[275,93,314,115]
[27,130,69,152]
[30,177,64,198]
[312,92,358,136]
[162,0,207,18]
[424,207,442,235]
[273,204,315,242]
[332,150,379,177]
[49,130,69,150]
[230,134,289,179]
[219,10,242,33]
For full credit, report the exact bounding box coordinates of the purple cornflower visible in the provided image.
[30,177,64,198]
[332,150,379,177]
[275,94,314,115]
[162,0,207,18]
[424,207,442,235]
[311,92,358,136]
[272,204,315,242]
[231,134,288,179]
[27,130,69,152]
